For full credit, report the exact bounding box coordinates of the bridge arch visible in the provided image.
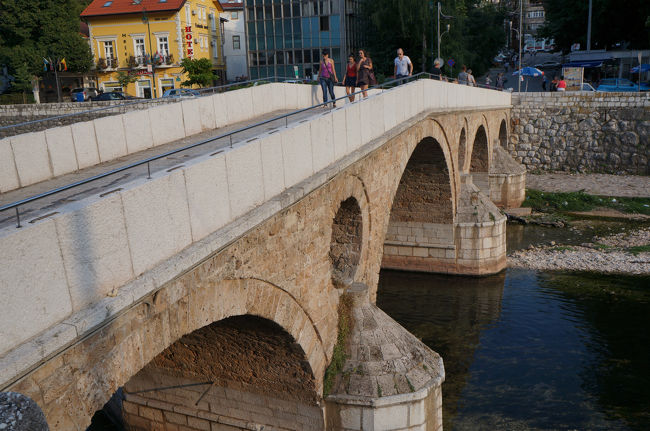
[120,312,324,430]
[498,118,508,148]
[470,124,490,174]
[458,127,467,173]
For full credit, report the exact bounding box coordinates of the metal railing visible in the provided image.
[0,72,505,228]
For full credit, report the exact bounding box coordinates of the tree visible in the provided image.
[361,0,505,79]
[116,70,138,89]
[179,58,216,88]
[540,0,650,52]
[10,63,33,104]
[0,0,93,80]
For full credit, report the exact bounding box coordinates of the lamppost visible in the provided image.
[436,2,453,65]
[141,5,157,98]
[518,0,523,92]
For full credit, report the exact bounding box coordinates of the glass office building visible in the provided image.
[244,0,363,80]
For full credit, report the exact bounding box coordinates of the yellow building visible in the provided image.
[81,0,225,98]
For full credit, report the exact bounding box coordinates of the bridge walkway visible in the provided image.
[0,108,318,230]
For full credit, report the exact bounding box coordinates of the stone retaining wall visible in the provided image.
[509,92,650,175]
[0,99,176,138]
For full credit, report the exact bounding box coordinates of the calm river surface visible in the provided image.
[377,268,650,430]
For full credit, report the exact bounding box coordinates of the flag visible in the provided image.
[60,58,67,71]
[48,58,54,71]
[43,58,49,72]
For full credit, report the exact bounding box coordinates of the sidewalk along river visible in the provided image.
[377,268,650,431]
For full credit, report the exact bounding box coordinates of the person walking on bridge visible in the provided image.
[356,49,375,98]
[344,54,358,102]
[394,48,413,85]
[318,49,338,107]
[458,65,469,85]
[431,59,442,80]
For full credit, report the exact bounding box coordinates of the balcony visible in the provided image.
[96,57,119,70]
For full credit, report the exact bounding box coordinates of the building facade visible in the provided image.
[244,0,363,81]
[523,0,545,35]
[81,0,226,98]
[222,1,249,81]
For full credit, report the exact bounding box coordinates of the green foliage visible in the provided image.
[523,189,650,215]
[540,0,650,52]
[116,70,138,89]
[323,294,352,397]
[0,0,92,80]
[180,58,216,88]
[627,245,650,255]
[362,0,506,79]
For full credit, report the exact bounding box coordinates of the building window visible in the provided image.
[210,9,217,31]
[319,16,329,31]
[231,11,239,20]
[233,35,241,50]
[157,36,169,56]
[134,37,146,58]
[103,40,115,59]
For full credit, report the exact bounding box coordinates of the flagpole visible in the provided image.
[53,57,62,103]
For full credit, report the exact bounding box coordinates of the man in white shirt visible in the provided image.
[394,48,413,85]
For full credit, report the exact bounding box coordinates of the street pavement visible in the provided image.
[482,51,565,93]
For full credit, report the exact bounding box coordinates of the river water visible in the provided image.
[377,266,650,430]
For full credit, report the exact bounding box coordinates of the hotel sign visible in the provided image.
[184,26,194,58]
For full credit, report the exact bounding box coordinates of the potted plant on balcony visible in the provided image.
[165,53,174,65]
[128,56,138,69]
[96,58,107,70]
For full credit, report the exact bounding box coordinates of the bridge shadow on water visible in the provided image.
[376,268,650,431]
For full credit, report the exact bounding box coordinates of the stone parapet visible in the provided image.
[489,146,526,208]
[510,92,649,174]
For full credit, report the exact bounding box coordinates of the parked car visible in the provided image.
[581,82,596,91]
[90,91,140,101]
[162,88,200,98]
[534,61,561,69]
[70,87,99,102]
[596,78,650,92]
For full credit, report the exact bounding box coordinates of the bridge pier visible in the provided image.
[326,283,444,431]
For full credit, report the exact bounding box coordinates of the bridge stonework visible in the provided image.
[1,79,526,430]
[4,104,515,430]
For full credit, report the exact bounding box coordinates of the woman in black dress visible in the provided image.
[356,49,374,98]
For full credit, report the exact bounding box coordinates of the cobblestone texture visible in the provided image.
[510,93,650,175]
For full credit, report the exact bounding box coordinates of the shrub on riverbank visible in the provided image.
[523,189,650,215]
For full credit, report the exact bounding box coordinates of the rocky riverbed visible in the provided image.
[508,227,650,275]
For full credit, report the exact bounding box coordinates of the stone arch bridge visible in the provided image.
[0,80,524,430]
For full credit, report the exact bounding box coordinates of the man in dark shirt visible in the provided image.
[432,59,443,80]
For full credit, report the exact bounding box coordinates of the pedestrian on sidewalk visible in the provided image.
[550,76,559,92]
[458,65,469,85]
[394,48,413,85]
[344,54,358,102]
[467,69,477,87]
[318,49,338,107]
[496,72,505,90]
[485,75,492,88]
[542,75,548,91]
[431,59,442,80]
[356,49,375,98]
[557,76,566,92]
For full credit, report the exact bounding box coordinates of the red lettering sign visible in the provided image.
[187,48,193,55]
[187,41,192,47]
[183,25,194,58]
[185,26,192,32]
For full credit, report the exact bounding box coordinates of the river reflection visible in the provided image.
[377,269,650,431]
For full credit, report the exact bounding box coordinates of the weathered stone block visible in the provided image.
[150,102,186,146]
[0,138,19,192]
[122,109,154,154]
[225,87,253,124]
[182,98,203,136]
[54,193,134,311]
[310,112,335,173]
[0,220,72,357]
[225,140,265,217]
[120,170,192,276]
[281,121,313,186]
[10,131,52,186]
[259,132,285,200]
[45,126,79,177]
[71,121,100,169]
[94,115,127,162]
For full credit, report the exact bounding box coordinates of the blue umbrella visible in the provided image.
[512,67,544,77]
[513,67,544,92]
[631,64,650,73]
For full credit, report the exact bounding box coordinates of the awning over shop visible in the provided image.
[562,60,606,68]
